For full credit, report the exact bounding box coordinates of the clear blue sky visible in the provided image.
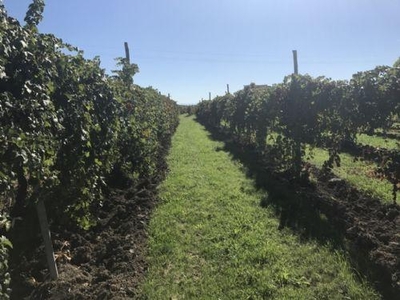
[3,0,400,104]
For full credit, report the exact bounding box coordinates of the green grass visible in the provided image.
[140,115,379,299]
[306,147,395,203]
[266,132,395,203]
[356,133,399,150]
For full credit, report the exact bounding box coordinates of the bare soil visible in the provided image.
[312,167,400,298]
[9,181,158,300]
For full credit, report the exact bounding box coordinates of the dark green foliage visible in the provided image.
[196,67,400,189]
[112,57,139,87]
[1,3,60,216]
[1,0,178,227]
[350,66,395,134]
[109,57,178,184]
[0,213,11,299]
[24,0,45,27]
[178,104,197,115]
[0,2,178,297]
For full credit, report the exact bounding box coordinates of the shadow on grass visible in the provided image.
[210,133,346,249]
[194,117,400,299]
[192,118,343,248]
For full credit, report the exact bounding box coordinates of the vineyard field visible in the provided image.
[195,115,400,299]
[141,115,380,299]
[1,1,400,299]
[195,65,400,297]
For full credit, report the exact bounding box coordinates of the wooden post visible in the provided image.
[226,84,230,94]
[292,50,300,177]
[124,42,130,64]
[292,50,298,75]
[209,92,211,101]
[168,93,170,99]
[36,199,58,280]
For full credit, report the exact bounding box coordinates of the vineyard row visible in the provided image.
[0,1,179,297]
[195,61,400,200]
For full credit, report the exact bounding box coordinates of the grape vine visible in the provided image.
[0,2,178,296]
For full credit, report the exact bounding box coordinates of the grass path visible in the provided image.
[140,115,379,299]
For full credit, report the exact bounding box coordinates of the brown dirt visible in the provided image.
[312,168,400,297]
[267,159,400,299]
[9,182,158,300]
[265,158,400,299]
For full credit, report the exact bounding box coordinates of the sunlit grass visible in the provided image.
[266,132,396,203]
[140,115,379,299]
[356,133,399,150]
[306,147,395,203]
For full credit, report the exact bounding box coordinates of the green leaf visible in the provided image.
[0,236,12,249]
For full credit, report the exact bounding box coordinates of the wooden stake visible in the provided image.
[209,92,211,101]
[124,42,130,64]
[36,199,58,280]
[227,84,230,94]
[292,50,298,75]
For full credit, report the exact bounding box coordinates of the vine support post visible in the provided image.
[36,199,58,280]
[227,84,230,94]
[124,42,130,64]
[209,92,211,101]
[292,50,298,75]
[293,139,302,179]
[289,71,302,180]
